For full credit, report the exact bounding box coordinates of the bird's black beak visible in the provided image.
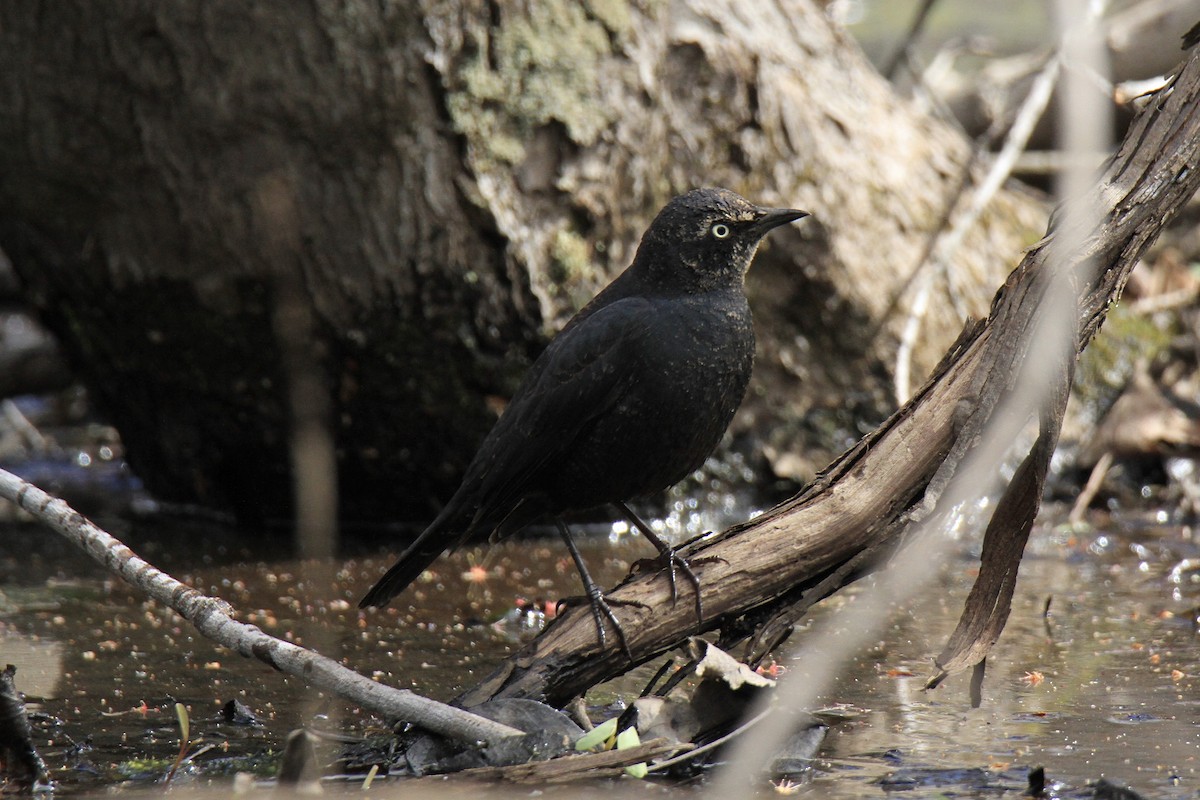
[752,207,809,236]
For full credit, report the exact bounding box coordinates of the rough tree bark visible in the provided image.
[455,45,1200,709]
[0,1,1043,524]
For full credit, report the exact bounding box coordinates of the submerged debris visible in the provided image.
[0,664,47,791]
[220,699,261,726]
[277,729,320,788]
[402,698,583,776]
[1091,777,1148,800]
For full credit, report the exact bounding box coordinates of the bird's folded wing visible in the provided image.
[465,295,657,518]
[359,296,657,610]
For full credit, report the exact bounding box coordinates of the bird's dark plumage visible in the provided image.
[360,188,807,613]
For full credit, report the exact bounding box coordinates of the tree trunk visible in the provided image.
[0,1,1044,524]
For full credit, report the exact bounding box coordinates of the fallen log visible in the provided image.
[458,44,1200,710]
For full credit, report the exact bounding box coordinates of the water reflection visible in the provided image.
[0,511,1198,796]
[0,630,63,699]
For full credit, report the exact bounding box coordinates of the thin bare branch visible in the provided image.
[894,50,1062,403]
[0,468,523,747]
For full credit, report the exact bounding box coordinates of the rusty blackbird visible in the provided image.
[360,188,807,653]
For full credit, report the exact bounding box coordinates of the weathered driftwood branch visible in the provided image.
[0,468,523,747]
[459,46,1200,709]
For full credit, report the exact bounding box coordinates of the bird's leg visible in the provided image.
[614,501,704,624]
[555,518,637,662]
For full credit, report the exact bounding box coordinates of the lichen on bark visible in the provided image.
[438,1,623,168]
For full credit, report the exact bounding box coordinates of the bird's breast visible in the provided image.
[544,292,755,505]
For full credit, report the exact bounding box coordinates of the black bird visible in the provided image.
[360,188,807,651]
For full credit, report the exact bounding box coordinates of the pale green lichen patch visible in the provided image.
[445,1,620,167]
[582,0,633,36]
[551,227,594,283]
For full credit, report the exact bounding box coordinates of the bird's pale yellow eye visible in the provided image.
[711,223,731,239]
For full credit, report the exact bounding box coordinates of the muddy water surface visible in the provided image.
[2,507,1198,797]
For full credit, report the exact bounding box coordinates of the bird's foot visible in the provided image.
[554,517,649,662]
[613,502,712,626]
[556,592,649,662]
[655,548,707,623]
[631,546,720,624]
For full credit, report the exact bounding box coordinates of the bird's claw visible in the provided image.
[557,592,648,662]
[628,548,708,622]
[555,593,650,615]
[659,548,704,623]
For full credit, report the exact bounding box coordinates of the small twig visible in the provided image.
[460,737,691,783]
[1068,450,1113,524]
[742,543,884,666]
[893,50,1062,403]
[640,658,675,697]
[884,49,1056,400]
[0,468,524,747]
[883,0,942,80]
[1,399,47,452]
[1127,285,1200,316]
[1013,150,1110,175]
[647,707,774,773]
[655,658,699,698]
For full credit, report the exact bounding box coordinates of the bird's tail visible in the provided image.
[358,504,468,609]
[359,489,545,609]
[358,539,446,609]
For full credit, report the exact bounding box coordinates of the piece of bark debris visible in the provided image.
[405,697,583,776]
[277,728,320,788]
[0,664,47,792]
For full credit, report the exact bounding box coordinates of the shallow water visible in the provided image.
[803,518,1200,798]
[2,503,1199,797]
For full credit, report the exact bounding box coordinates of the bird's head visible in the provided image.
[636,188,808,291]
